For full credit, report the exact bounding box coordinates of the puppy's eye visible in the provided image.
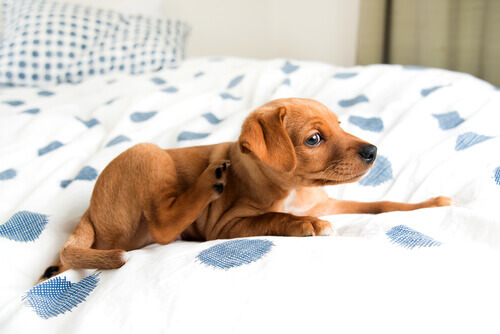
[305,133,321,146]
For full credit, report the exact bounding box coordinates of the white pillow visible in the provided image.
[62,0,166,18]
[0,0,190,86]
[0,0,165,40]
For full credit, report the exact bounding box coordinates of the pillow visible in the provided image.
[0,0,166,36]
[0,0,190,86]
[62,0,166,18]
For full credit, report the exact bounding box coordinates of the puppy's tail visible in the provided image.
[40,211,127,282]
[60,211,127,269]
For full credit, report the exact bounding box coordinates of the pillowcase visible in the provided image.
[0,0,190,86]
[0,0,166,36]
[62,0,166,18]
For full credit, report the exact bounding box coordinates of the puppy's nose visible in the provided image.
[359,145,377,164]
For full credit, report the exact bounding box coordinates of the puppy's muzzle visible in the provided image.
[359,145,377,164]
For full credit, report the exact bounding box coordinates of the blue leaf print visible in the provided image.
[0,211,49,242]
[455,132,493,151]
[220,93,242,100]
[359,155,393,187]
[0,168,17,181]
[130,111,157,122]
[281,61,299,74]
[202,113,222,124]
[333,72,358,79]
[178,131,211,141]
[386,225,441,249]
[106,135,131,147]
[338,95,369,108]
[38,141,64,156]
[432,111,464,130]
[197,239,274,270]
[23,273,100,319]
[348,116,383,132]
[227,75,244,89]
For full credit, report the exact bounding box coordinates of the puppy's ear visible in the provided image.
[239,106,296,172]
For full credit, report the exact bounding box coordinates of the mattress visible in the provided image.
[1,57,499,333]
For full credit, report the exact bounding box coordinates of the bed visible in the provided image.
[1,1,500,333]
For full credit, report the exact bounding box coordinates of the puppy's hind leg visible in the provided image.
[148,160,230,244]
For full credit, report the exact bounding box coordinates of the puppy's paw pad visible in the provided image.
[208,160,231,180]
[213,183,224,195]
[215,167,223,179]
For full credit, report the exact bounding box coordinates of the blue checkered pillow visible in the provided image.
[0,0,190,86]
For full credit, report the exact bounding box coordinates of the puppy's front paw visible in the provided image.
[287,217,337,237]
[202,160,230,200]
[424,196,455,208]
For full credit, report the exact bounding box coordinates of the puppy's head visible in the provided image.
[239,98,377,186]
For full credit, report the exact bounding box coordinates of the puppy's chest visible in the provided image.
[275,190,316,216]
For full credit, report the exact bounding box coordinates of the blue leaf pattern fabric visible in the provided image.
[3,100,25,106]
[162,86,179,93]
[421,85,443,97]
[130,111,157,122]
[333,72,357,79]
[106,135,131,147]
[151,77,166,85]
[178,131,211,141]
[386,225,441,249]
[197,239,274,269]
[281,61,299,74]
[227,75,244,89]
[349,116,383,132]
[0,211,49,242]
[0,168,17,181]
[76,117,99,128]
[359,156,393,187]
[74,166,98,181]
[219,93,242,100]
[38,141,63,156]
[22,108,40,114]
[202,113,222,124]
[23,273,100,319]
[38,90,55,96]
[494,167,500,186]
[338,95,369,107]
[455,132,493,151]
[61,166,98,188]
[433,111,464,130]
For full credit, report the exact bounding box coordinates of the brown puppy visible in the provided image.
[41,98,452,280]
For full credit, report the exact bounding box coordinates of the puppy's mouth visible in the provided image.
[310,171,369,185]
[321,173,366,184]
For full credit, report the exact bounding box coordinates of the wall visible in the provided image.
[164,0,361,66]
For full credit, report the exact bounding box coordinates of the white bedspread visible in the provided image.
[1,57,500,333]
